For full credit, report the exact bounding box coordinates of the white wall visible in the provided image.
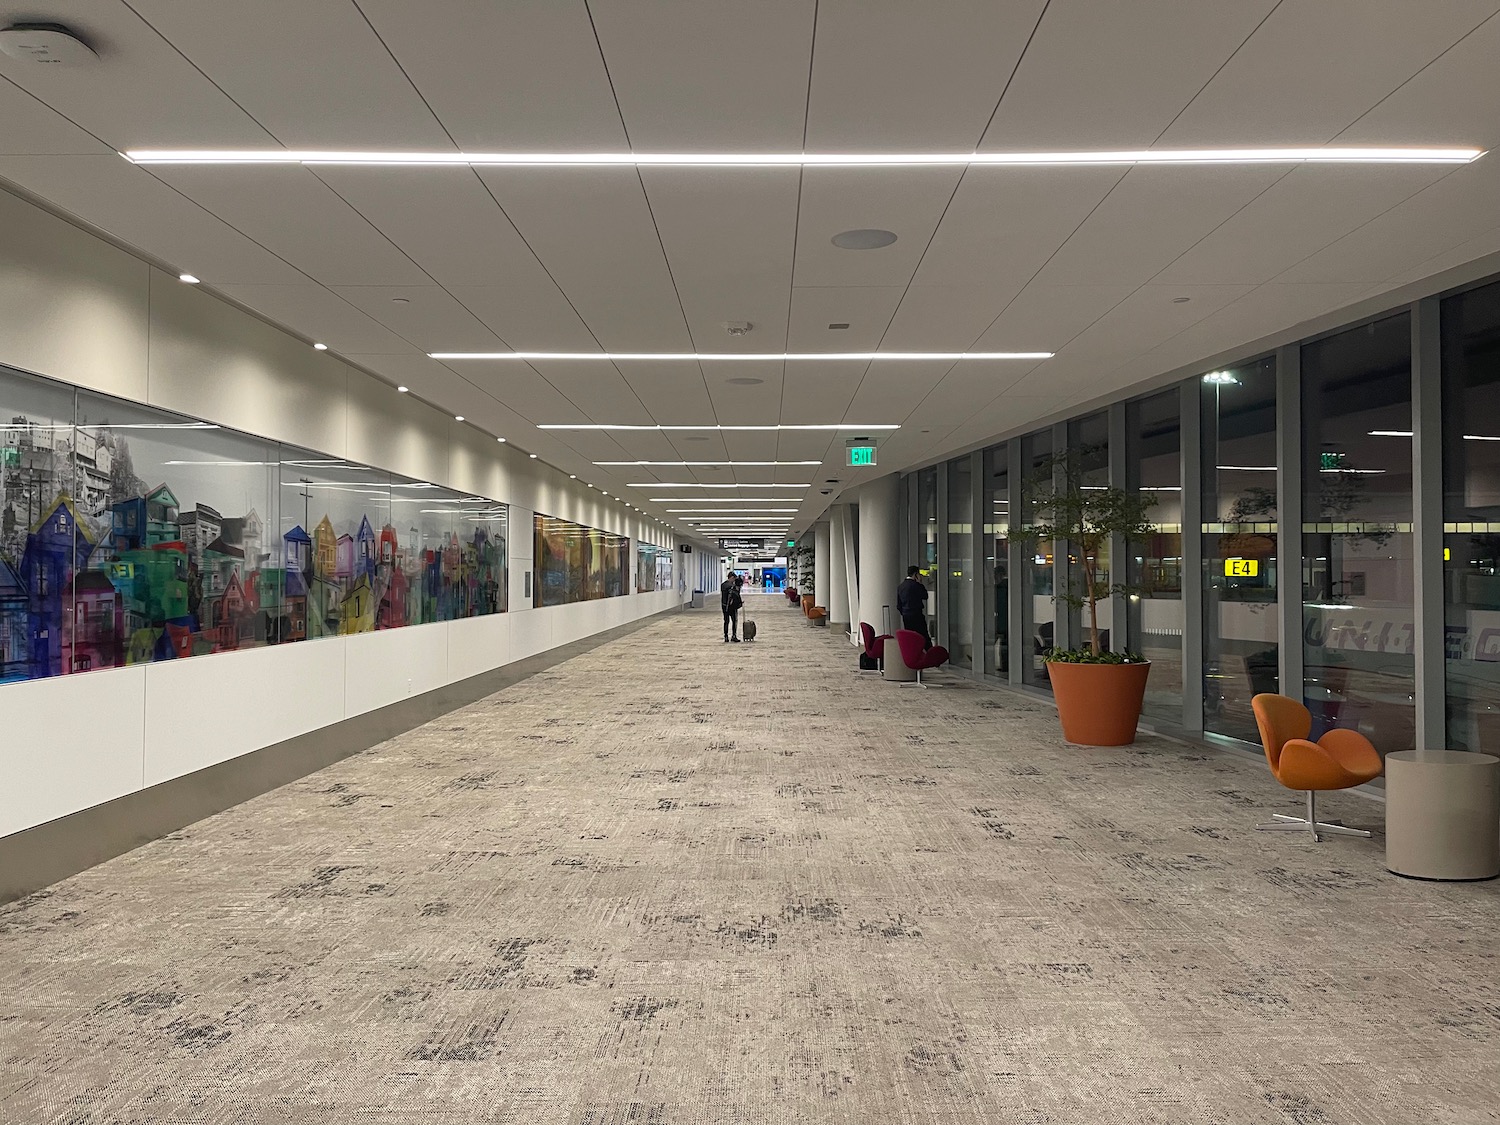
[0,184,701,840]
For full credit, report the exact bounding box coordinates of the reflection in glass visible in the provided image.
[1127,390,1184,723]
[1443,280,1500,753]
[1021,429,1054,689]
[1066,413,1111,648]
[1202,357,1279,742]
[945,455,973,668]
[1301,314,1414,755]
[982,443,1009,678]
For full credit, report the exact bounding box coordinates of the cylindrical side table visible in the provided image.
[1385,750,1500,881]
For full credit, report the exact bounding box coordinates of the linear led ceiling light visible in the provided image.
[594,460,823,466]
[434,351,1049,361]
[540,424,899,431]
[124,147,1484,167]
[650,498,801,503]
[628,483,807,488]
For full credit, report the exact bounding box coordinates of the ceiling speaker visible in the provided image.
[0,24,99,67]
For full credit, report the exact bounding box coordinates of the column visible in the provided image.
[829,504,851,627]
[858,473,902,638]
[814,520,832,611]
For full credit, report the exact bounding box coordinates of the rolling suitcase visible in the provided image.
[742,612,757,641]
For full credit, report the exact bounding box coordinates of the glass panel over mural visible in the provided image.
[1443,279,1500,754]
[1201,356,1279,742]
[1302,313,1414,756]
[636,542,674,593]
[1127,390,1184,723]
[916,465,938,636]
[534,514,629,607]
[982,443,1009,679]
[0,364,507,686]
[1021,429,1054,689]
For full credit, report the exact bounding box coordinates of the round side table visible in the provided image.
[1385,750,1500,881]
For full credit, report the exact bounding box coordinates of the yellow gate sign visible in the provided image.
[1224,557,1259,578]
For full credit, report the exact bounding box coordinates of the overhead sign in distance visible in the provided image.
[847,445,877,467]
[1224,558,1259,578]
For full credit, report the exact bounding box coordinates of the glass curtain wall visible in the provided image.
[1201,357,1279,742]
[982,443,1009,678]
[1020,429,1054,688]
[1067,413,1110,650]
[1126,390,1184,723]
[1442,279,1500,753]
[946,455,973,668]
[1301,314,1415,754]
[916,465,938,636]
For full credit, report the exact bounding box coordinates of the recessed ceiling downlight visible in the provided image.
[727,377,764,386]
[832,229,898,250]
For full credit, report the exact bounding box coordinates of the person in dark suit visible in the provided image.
[896,565,931,649]
[721,572,743,642]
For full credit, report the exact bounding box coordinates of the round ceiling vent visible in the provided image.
[727,376,764,386]
[831,228,897,250]
[0,24,98,66]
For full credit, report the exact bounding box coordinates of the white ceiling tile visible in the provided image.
[433,360,590,426]
[354,0,627,150]
[1338,13,1500,147]
[1053,284,1255,367]
[214,284,412,353]
[1159,0,1498,145]
[805,0,1046,150]
[150,166,428,285]
[1033,166,1286,286]
[878,286,1024,353]
[0,0,274,148]
[641,168,800,350]
[589,0,814,150]
[901,360,1047,429]
[787,286,905,351]
[313,167,561,290]
[0,155,307,284]
[982,1,1279,149]
[1274,156,1500,284]
[971,284,1134,353]
[522,361,655,427]
[127,0,449,148]
[700,359,786,427]
[448,285,598,352]
[477,167,691,350]
[842,359,957,421]
[1154,164,1453,286]
[793,167,964,288]
[614,364,717,427]
[913,168,1123,290]
[331,285,505,352]
[0,77,112,154]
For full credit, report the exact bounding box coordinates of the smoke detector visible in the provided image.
[723,321,752,337]
[0,24,98,67]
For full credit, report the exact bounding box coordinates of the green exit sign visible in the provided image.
[847,445,878,467]
[1320,451,1346,470]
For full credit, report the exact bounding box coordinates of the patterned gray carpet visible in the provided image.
[1,595,1497,1124]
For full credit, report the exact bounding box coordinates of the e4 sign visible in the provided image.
[847,445,877,468]
[1224,557,1259,578]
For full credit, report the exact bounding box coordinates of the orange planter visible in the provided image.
[1047,660,1152,746]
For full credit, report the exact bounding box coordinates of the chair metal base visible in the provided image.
[1255,791,1371,843]
[900,668,942,687]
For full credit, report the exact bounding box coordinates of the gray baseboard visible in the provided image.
[0,607,682,904]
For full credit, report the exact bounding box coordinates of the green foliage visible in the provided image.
[1016,445,1160,658]
[1045,647,1148,665]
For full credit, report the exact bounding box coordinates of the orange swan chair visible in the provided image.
[1251,693,1383,842]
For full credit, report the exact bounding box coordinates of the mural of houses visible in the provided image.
[177,503,221,564]
[68,569,122,673]
[20,495,98,679]
[356,516,377,580]
[0,559,25,683]
[335,532,354,580]
[110,483,180,552]
[312,516,337,580]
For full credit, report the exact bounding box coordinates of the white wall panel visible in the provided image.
[142,639,345,788]
[344,373,452,486]
[0,667,146,838]
[147,270,350,456]
[447,614,513,684]
[0,190,149,400]
[344,624,449,719]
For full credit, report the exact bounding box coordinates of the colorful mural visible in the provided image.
[635,542,674,594]
[0,366,507,685]
[533,514,630,607]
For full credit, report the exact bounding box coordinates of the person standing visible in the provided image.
[896,565,931,649]
[721,571,744,642]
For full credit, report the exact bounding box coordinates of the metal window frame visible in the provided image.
[1276,343,1303,698]
[1412,297,1445,750]
[1108,402,1127,652]
[1007,439,1025,685]
[1181,378,1205,734]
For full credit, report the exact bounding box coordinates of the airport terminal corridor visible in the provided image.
[1,597,1495,1124]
